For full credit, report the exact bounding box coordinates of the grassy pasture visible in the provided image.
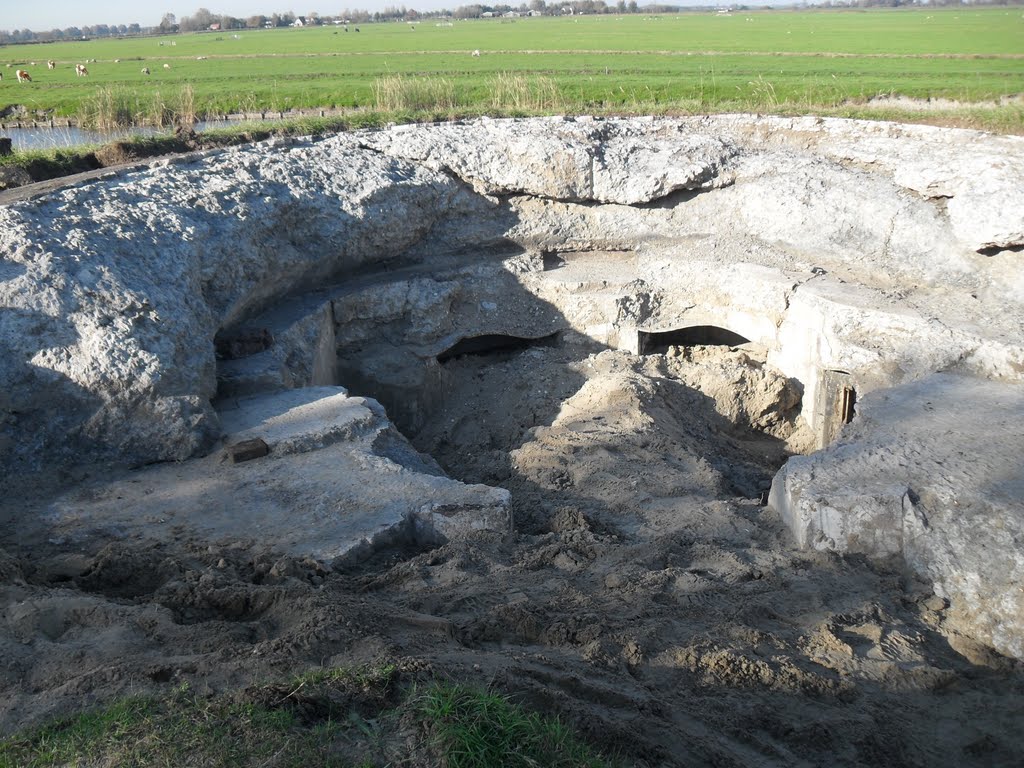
[0,9,1022,126]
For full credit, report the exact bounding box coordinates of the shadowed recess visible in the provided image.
[639,326,751,355]
[437,332,560,364]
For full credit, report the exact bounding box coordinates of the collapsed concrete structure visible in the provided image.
[1,116,1022,658]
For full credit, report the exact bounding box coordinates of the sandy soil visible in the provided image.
[2,341,1023,766]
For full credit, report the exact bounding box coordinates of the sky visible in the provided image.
[0,1,448,32]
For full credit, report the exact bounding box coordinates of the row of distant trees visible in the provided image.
[161,9,336,33]
[1,0,1020,46]
[166,2,655,30]
[0,24,143,44]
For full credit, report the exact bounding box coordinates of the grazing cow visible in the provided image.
[47,60,56,70]
[75,64,88,77]
[163,63,171,69]
[472,49,481,57]
[141,67,150,75]
[355,27,360,32]
[16,69,31,83]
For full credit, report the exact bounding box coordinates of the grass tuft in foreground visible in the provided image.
[0,665,403,768]
[0,668,614,768]
[0,682,348,768]
[417,682,613,768]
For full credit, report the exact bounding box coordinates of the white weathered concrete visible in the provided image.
[0,135,460,474]
[769,373,1024,659]
[43,387,511,564]
[360,116,737,204]
[699,114,1024,254]
[4,117,1022,479]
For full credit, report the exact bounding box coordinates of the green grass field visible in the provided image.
[1,8,1022,127]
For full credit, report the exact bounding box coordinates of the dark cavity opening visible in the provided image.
[818,370,857,446]
[542,251,566,270]
[437,332,560,364]
[978,243,1024,257]
[639,325,751,355]
[214,326,274,360]
[840,385,857,425]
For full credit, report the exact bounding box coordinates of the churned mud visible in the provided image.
[2,340,1022,766]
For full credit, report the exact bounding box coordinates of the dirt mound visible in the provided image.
[414,344,802,526]
[3,510,1023,765]
[3,332,1023,765]
[6,286,1024,765]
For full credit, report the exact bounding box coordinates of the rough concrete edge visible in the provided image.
[328,490,513,570]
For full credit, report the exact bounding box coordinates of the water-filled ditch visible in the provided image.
[0,117,263,150]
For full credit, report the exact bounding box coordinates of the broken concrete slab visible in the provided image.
[360,116,737,204]
[41,388,511,566]
[217,387,383,456]
[769,373,1024,659]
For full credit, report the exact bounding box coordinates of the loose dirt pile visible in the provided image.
[413,342,808,519]
[3,339,1021,766]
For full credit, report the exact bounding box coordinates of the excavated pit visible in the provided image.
[222,250,815,516]
[333,326,805,506]
[2,117,1024,762]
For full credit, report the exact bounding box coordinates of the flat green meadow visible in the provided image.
[1,8,1022,127]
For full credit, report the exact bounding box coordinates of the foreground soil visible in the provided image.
[2,344,1022,766]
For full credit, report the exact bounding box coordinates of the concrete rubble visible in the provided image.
[770,373,1024,659]
[44,387,511,565]
[1,115,1023,658]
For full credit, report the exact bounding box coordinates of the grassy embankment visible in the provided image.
[2,9,1020,184]
[0,8,1020,124]
[1,8,1022,182]
[0,665,614,767]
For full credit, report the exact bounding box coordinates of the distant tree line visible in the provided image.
[0,23,145,45]
[818,0,1014,6]
[2,0,1021,45]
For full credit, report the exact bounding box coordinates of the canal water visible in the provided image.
[0,119,249,151]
